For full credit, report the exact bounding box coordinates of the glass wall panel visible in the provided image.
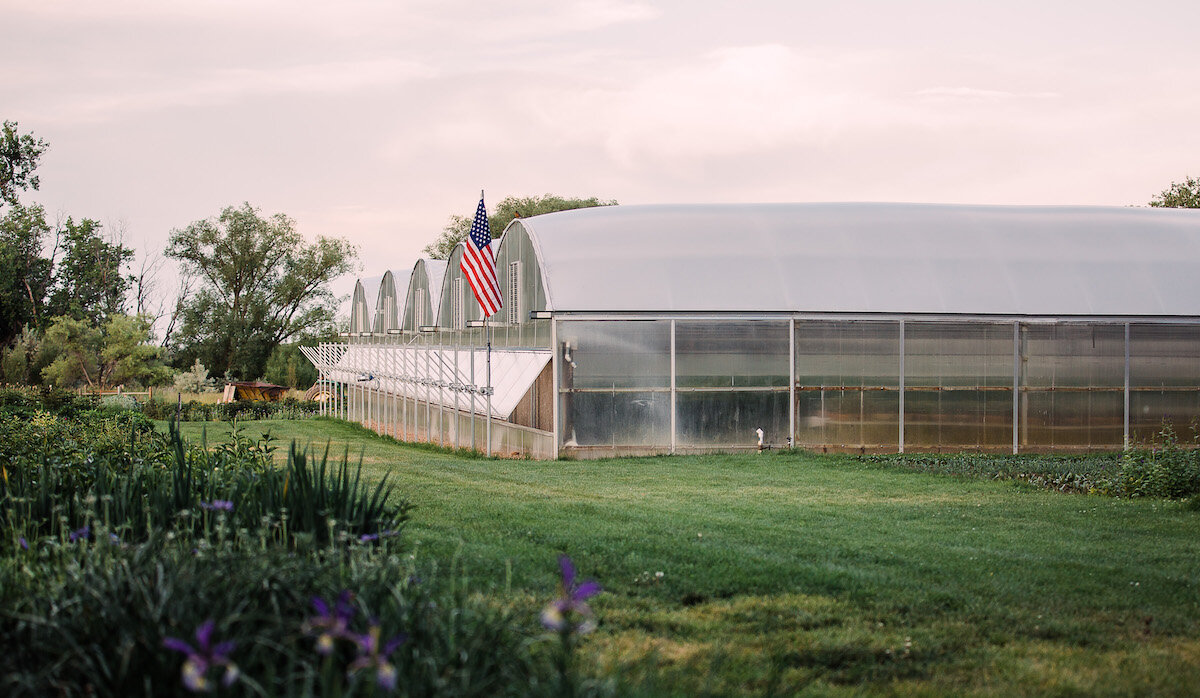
[904,322,1013,450]
[675,320,789,388]
[795,390,900,450]
[676,390,789,448]
[794,321,900,450]
[561,391,670,448]
[795,320,901,390]
[1019,323,1124,449]
[558,321,671,389]
[1130,324,1200,442]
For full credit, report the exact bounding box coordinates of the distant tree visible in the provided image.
[1149,176,1200,208]
[423,194,617,259]
[263,342,318,389]
[0,120,48,208]
[40,316,100,388]
[0,203,53,342]
[40,313,169,389]
[101,314,172,387]
[166,203,357,380]
[46,217,134,326]
[0,325,44,385]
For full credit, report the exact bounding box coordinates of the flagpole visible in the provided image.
[485,313,492,457]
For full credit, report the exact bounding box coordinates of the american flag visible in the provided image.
[460,195,503,317]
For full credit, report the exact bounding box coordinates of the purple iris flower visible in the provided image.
[359,530,397,543]
[68,525,90,543]
[541,555,602,634]
[163,619,239,692]
[348,618,407,692]
[304,590,356,655]
[200,500,234,512]
[18,536,28,550]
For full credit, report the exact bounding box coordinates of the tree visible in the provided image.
[0,120,48,208]
[40,316,100,388]
[423,194,617,259]
[40,313,169,389]
[166,203,357,380]
[101,314,172,387]
[46,216,133,326]
[0,203,52,343]
[0,324,45,385]
[1150,176,1200,208]
[263,342,318,389]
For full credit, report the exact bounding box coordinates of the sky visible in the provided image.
[4,0,1200,316]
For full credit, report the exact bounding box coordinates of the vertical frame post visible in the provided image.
[898,319,906,454]
[1124,322,1131,450]
[1013,321,1020,455]
[551,317,560,458]
[669,319,677,455]
[789,317,796,449]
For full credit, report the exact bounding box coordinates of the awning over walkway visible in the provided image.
[307,344,550,420]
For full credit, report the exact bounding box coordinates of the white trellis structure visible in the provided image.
[299,337,551,457]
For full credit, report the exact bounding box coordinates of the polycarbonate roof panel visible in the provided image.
[422,259,447,320]
[515,203,1200,316]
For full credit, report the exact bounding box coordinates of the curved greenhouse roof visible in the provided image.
[509,203,1200,317]
[373,268,412,333]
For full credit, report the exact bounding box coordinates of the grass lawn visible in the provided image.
[169,418,1200,696]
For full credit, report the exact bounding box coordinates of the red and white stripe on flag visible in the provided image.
[461,196,503,317]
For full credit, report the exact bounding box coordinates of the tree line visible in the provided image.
[0,121,356,392]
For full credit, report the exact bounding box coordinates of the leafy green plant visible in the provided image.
[141,397,321,422]
[858,451,1123,495]
[1105,424,1200,499]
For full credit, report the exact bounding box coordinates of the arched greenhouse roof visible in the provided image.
[400,258,448,330]
[373,268,412,333]
[507,203,1200,317]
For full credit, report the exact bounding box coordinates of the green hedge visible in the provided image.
[142,396,322,421]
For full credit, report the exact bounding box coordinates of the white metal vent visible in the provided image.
[508,261,522,325]
[414,288,426,329]
[452,278,465,330]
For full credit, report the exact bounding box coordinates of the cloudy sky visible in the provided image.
[4,0,1200,310]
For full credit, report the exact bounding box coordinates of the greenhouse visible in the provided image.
[303,203,1200,458]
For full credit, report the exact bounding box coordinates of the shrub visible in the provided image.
[99,393,140,411]
[1105,424,1200,499]
[141,397,322,422]
[172,359,211,394]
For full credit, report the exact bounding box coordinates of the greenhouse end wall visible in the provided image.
[556,317,1200,457]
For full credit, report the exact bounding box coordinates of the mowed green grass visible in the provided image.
[170,419,1200,696]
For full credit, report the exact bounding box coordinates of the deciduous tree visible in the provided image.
[1150,176,1200,208]
[46,217,133,326]
[0,120,48,208]
[40,313,169,388]
[0,203,52,342]
[166,203,357,380]
[424,194,617,259]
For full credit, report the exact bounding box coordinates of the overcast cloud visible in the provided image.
[4,0,1199,311]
